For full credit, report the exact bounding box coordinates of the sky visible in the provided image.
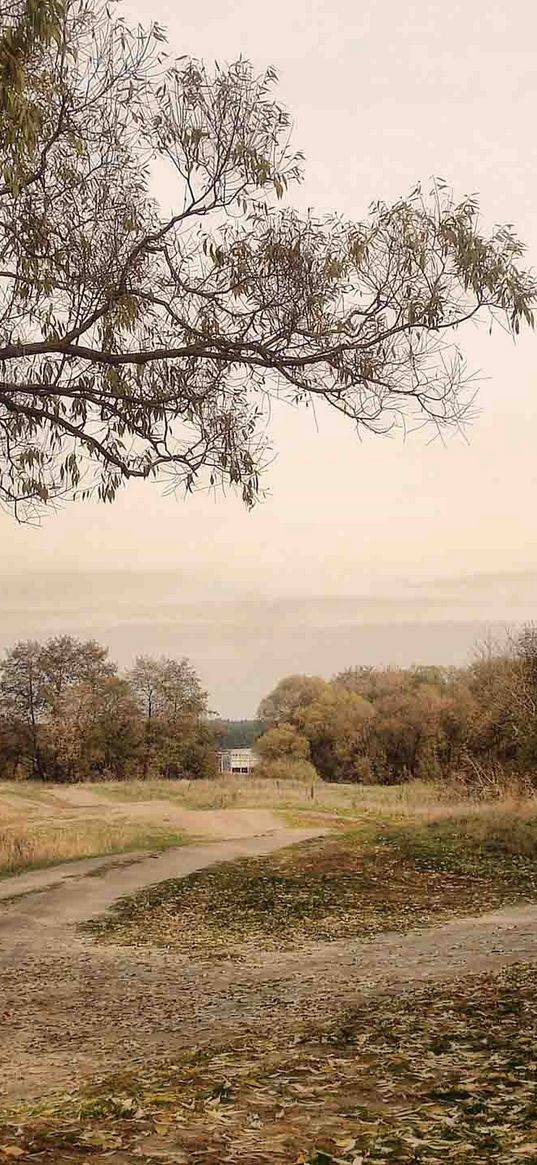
[1,0,537,715]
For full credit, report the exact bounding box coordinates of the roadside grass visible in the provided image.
[0,820,184,878]
[84,810,537,958]
[88,774,537,822]
[1,776,536,883]
[1,962,536,1163]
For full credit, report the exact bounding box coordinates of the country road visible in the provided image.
[1,818,537,1104]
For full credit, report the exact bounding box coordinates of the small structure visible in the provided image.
[218,747,258,775]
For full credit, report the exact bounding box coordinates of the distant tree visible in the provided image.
[462,625,537,774]
[294,688,375,783]
[254,757,319,784]
[128,656,206,722]
[155,720,218,781]
[46,675,141,781]
[212,720,264,749]
[0,640,47,776]
[127,654,211,779]
[1,0,535,519]
[0,635,117,778]
[0,709,31,779]
[39,634,115,708]
[255,723,310,763]
[258,675,328,727]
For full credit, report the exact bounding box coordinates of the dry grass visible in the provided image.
[1,776,536,879]
[0,818,184,877]
[94,774,537,824]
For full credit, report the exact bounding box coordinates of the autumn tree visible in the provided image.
[0,636,215,781]
[460,626,537,777]
[258,675,328,726]
[49,675,141,781]
[0,0,534,519]
[258,664,478,783]
[39,634,114,708]
[127,654,210,779]
[0,640,46,776]
[255,723,311,763]
[294,687,375,783]
[0,634,117,778]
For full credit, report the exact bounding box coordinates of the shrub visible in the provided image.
[254,758,319,783]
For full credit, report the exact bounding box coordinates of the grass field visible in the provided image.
[1,776,536,878]
[0,819,185,876]
[92,775,534,819]
[0,782,189,876]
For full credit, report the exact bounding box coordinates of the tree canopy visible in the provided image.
[0,635,215,780]
[257,632,537,787]
[0,0,535,518]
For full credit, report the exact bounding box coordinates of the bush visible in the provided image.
[254,758,319,783]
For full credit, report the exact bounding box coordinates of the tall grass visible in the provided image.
[1,775,536,877]
[95,775,537,822]
[0,819,183,877]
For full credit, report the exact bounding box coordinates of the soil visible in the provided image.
[2,814,537,1106]
[2,782,288,841]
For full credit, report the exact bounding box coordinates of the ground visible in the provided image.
[1,780,537,1163]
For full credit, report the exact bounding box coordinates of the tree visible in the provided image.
[0,633,116,778]
[0,1,67,187]
[212,719,264,749]
[0,640,47,776]
[49,676,141,780]
[258,675,328,726]
[294,687,375,783]
[0,710,28,779]
[127,655,207,721]
[127,654,210,779]
[0,0,534,519]
[255,723,310,762]
[254,757,318,784]
[39,634,114,705]
[463,625,537,775]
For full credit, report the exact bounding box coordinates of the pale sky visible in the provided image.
[1,0,537,715]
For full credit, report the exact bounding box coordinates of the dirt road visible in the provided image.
[2,822,537,1104]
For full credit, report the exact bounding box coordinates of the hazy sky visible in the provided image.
[1,0,537,714]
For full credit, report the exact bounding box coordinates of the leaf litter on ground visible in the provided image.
[82,820,537,960]
[1,962,537,1163]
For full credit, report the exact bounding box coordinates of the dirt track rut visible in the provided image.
[2,828,537,1103]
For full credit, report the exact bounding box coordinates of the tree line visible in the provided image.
[0,636,217,782]
[3,626,537,787]
[255,626,537,789]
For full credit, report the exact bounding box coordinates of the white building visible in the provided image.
[218,748,258,774]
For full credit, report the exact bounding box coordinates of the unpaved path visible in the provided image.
[2,781,287,841]
[2,826,537,1104]
[0,828,321,948]
[0,806,289,902]
[48,787,287,840]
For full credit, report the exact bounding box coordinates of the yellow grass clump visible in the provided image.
[0,817,182,877]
